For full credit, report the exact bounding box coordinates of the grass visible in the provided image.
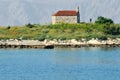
[0,23,120,40]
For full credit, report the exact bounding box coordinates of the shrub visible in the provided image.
[104,24,120,35]
[98,36,108,40]
[60,37,67,40]
[26,23,35,28]
[38,35,46,41]
[42,29,49,33]
[7,26,11,29]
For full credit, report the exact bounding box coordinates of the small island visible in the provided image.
[0,16,120,49]
[0,7,120,49]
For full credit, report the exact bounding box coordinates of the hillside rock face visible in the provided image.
[0,0,120,26]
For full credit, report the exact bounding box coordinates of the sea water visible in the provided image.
[0,47,120,80]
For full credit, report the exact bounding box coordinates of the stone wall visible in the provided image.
[52,16,56,24]
[52,16,77,24]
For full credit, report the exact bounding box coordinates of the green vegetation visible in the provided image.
[95,16,114,24]
[0,16,120,40]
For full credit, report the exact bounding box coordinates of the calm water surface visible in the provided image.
[0,47,120,80]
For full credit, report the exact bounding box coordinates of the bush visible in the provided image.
[98,36,108,40]
[38,35,46,41]
[7,26,11,29]
[60,37,67,40]
[26,23,35,28]
[104,24,120,35]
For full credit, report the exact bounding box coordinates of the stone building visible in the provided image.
[52,7,80,24]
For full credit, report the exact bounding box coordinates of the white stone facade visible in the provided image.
[52,16,78,24]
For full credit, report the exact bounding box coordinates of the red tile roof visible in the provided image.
[52,10,78,16]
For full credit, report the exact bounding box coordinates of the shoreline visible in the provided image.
[0,38,120,49]
[0,44,119,49]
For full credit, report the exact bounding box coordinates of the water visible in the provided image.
[0,47,120,80]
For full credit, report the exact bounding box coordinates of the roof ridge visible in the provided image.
[59,10,77,11]
[52,10,78,16]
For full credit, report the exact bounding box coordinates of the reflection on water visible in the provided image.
[0,47,120,80]
[52,47,120,66]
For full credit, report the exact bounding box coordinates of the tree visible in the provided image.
[95,16,114,24]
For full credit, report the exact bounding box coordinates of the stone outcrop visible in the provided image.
[0,38,120,49]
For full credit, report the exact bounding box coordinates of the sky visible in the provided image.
[0,0,120,26]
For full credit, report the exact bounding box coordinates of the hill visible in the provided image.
[0,23,120,41]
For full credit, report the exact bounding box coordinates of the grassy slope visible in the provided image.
[0,23,120,40]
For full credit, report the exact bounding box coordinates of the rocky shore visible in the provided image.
[0,38,120,49]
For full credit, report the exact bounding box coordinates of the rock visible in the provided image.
[88,39,101,44]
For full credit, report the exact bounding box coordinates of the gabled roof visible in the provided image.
[52,10,78,16]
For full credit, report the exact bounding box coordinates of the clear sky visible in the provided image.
[0,0,120,26]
